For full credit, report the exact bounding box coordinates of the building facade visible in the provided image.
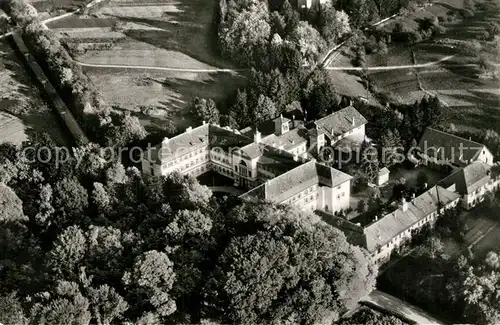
[363,185,460,263]
[142,121,353,215]
[439,162,500,209]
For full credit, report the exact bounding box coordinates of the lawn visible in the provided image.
[83,67,246,132]
[0,40,67,145]
[0,112,28,146]
[47,0,243,133]
[87,0,235,69]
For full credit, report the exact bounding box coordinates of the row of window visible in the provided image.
[284,186,319,204]
[165,149,208,168]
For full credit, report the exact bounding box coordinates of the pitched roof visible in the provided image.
[363,185,460,252]
[418,128,487,165]
[313,106,367,139]
[379,167,390,175]
[260,127,308,151]
[157,124,210,163]
[439,162,492,194]
[241,161,352,203]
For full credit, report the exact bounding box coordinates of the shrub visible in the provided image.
[459,8,474,18]
[478,30,491,41]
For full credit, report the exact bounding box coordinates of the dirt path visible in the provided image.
[74,60,246,74]
[326,55,456,71]
[362,290,445,325]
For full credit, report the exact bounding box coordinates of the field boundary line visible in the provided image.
[74,60,247,73]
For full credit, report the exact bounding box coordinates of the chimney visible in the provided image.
[254,130,261,144]
[374,215,378,221]
[162,137,169,147]
[352,117,355,126]
[202,121,206,125]
[424,182,428,189]
[292,115,295,128]
[469,137,472,140]
[293,153,298,161]
[412,193,416,200]
[402,198,408,212]
[186,126,192,133]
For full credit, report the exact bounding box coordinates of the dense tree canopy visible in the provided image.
[0,135,377,324]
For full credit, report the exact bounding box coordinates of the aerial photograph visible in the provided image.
[0,0,499,323]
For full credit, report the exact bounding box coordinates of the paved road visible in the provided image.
[362,290,445,325]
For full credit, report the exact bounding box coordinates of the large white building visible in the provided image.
[141,110,360,215]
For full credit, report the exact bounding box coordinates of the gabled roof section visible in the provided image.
[439,162,492,194]
[208,125,252,151]
[418,128,487,164]
[241,161,352,203]
[315,163,352,187]
[313,106,367,139]
[157,124,210,163]
[260,127,308,151]
[364,185,460,252]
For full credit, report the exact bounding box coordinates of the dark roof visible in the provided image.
[363,185,460,252]
[418,128,487,165]
[313,106,367,139]
[257,147,304,175]
[439,162,492,194]
[209,125,252,151]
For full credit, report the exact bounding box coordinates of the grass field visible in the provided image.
[47,0,242,132]
[50,0,235,69]
[83,67,246,132]
[29,0,88,13]
[0,40,66,145]
[0,112,28,145]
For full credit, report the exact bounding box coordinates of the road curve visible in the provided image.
[75,60,247,73]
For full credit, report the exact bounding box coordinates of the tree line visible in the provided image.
[0,135,378,324]
[2,0,148,148]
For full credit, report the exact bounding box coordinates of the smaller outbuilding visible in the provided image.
[377,167,390,186]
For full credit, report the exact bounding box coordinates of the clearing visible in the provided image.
[48,0,244,132]
[83,67,246,132]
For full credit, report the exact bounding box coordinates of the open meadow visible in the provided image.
[0,40,67,145]
[82,66,246,132]
[47,0,245,132]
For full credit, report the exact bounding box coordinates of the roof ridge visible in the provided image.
[426,127,485,147]
[266,160,316,186]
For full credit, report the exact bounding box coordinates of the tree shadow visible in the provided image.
[0,40,68,145]
[103,0,234,69]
